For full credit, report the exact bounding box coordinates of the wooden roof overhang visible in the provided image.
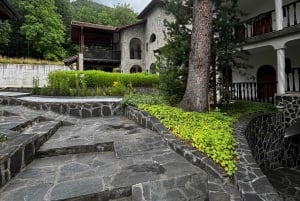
[0,0,20,20]
[71,21,118,50]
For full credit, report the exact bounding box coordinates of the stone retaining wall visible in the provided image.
[0,64,69,88]
[244,113,300,170]
[275,94,300,127]
[0,121,62,188]
[0,97,123,118]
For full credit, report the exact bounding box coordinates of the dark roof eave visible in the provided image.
[137,0,164,19]
[117,19,147,31]
[71,21,118,32]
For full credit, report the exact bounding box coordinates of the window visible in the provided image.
[150,34,156,43]
[129,38,142,59]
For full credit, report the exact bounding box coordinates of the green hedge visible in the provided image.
[48,70,159,89]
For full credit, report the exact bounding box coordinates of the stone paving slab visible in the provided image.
[0,106,209,201]
[264,167,300,201]
[17,96,122,103]
[0,92,31,97]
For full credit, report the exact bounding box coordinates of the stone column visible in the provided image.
[276,48,286,94]
[78,53,84,71]
[275,0,283,30]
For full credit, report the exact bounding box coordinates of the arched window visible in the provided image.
[130,65,142,73]
[129,38,142,60]
[150,34,156,43]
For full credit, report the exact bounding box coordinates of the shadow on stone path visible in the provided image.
[0,105,209,201]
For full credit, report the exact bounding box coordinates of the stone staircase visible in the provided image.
[0,105,214,201]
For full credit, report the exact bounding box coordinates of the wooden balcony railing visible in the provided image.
[83,48,121,61]
[236,0,300,40]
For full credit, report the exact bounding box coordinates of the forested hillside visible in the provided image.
[0,0,137,61]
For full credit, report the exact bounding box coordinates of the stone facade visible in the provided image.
[120,3,174,73]
[143,5,174,72]
[120,23,145,73]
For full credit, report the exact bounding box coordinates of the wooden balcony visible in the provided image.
[83,48,121,63]
[236,0,300,40]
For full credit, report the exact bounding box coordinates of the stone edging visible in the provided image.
[125,106,283,201]
[0,96,123,118]
[234,115,282,201]
[124,106,228,180]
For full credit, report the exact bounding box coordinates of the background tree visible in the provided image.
[179,0,214,112]
[156,0,192,105]
[0,22,12,55]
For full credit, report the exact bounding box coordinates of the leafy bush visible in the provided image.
[223,101,277,118]
[122,93,167,106]
[138,104,238,176]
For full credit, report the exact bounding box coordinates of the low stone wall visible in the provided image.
[0,121,62,188]
[234,116,283,201]
[244,113,300,170]
[275,93,300,127]
[0,64,69,88]
[0,96,123,118]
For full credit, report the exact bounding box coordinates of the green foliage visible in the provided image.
[17,0,66,61]
[109,81,131,96]
[0,132,7,143]
[138,104,238,176]
[1,0,137,60]
[223,101,277,118]
[122,94,167,106]
[42,71,158,96]
[157,0,192,105]
[32,77,40,95]
[72,1,137,26]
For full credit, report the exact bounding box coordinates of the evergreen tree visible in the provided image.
[159,0,246,107]
[157,0,192,105]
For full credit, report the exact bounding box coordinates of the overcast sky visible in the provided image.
[93,0,152,13]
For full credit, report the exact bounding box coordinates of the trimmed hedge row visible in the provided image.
[48,70,159,89]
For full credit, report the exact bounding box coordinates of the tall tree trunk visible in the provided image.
[179,0,213,112]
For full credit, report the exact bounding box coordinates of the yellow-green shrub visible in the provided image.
[138,104,238,176]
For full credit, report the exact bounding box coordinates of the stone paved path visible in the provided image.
[0,105,209,201]
[264,168,300,201]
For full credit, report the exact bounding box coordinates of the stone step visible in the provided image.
[131,173,208,201]
[37,141,114,158]
[21,120,63,149]
[0,116,42,131]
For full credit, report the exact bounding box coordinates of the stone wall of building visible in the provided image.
[0,64,69,88]
[120,23,145,73]
[144,5,175,72]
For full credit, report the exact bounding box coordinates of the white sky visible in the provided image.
[93,0,152,13]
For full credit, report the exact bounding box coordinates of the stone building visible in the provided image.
[67,0,174,73]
